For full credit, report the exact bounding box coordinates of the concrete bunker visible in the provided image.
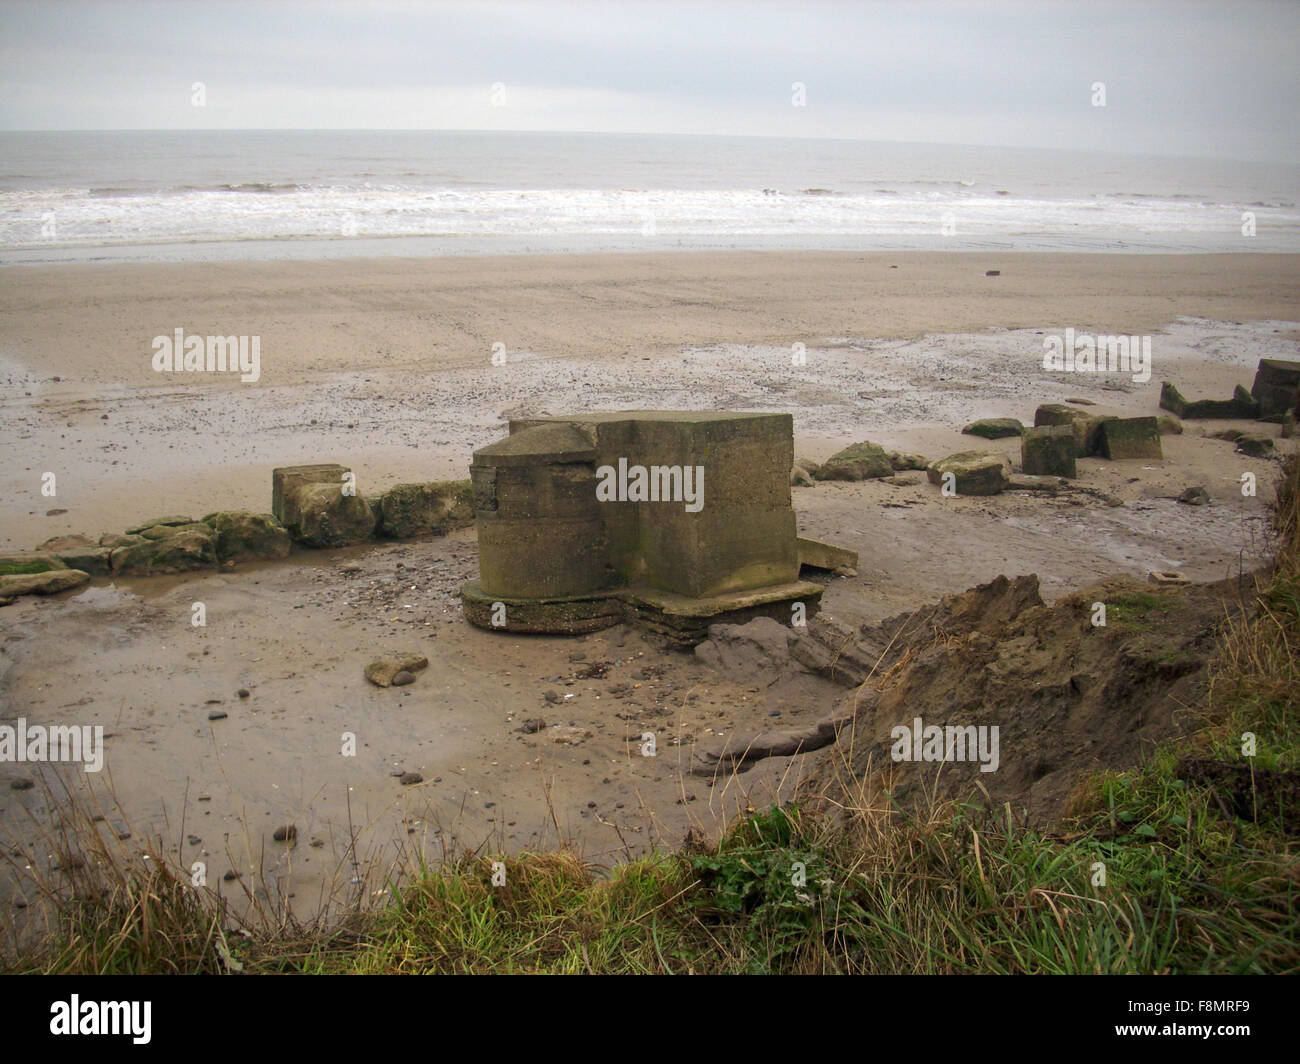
[460,411,830,646]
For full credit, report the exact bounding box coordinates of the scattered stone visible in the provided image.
[124,515,194,534]
[790,464,816,487]
[45,508,68,516]
[793,456,821,477]
[364,654,429,687]
[1021,424,1076,478]
[1034,404,1107,457]
[1098,417,1163,460]
[1006,474,1062,493]
[207,709,228,721]
[518,718,547,734]
[985,270,1000,277]
[1235,434,1275,458]
[1177,486,1211,506]
[203,511,292,563]
[272,824,297,843]
[961,417,1024,440]
[1210,428,1245,442]
[0,568,90,598]
[110,526,218,576]
[815,441,893,481]
[0,550,68,575]
[10,778,34,791]
[98,532,145,549]
[543,689,561,704]
[927,451,1010,496]
[1156,416,1183,436]
[1064,397,1096,406]
[550,726,592,745]
[392,670,416,686]
[237,688,250,699]
[1249,358,1300,420]
[1159,381,1258,420]
[398,772,423,786]
[884,473,922,486]
[38,534,94,551]
[887,451,930,471]
[223,870,241,882]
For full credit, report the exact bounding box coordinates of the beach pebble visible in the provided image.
[272,824,297,842]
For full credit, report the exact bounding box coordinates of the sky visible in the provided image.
[0,0,1296,161]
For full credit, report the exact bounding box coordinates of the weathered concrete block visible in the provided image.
[1159,381,1258,420]
[1034,404,1105,456]
[797,537,859,572]
[272,463,350,529]
[0,569,89,597]
[111,527,218,575]
[1251,358,1300,420]
[203,511,292,562]
[1021,425,1076,478]
[0,551,68,575]
[1098,416,1163,460]
[962,418,1024,440]
[816,441,893,481]
[376,481,474,539]
[1235,434,1275,458]
[927,451,1010,496]
[293,484,376,548]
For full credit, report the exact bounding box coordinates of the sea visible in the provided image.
[1,130,1297,264]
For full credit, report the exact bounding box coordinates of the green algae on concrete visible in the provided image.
[1021,425,1076,478]
[1098,416,1163,460]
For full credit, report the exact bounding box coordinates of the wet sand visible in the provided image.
[2,251,1299,547]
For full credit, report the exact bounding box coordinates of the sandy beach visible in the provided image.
[2,251,1299,547]
[2,250,1299,923]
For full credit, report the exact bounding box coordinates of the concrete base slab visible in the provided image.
[460,577,823,647]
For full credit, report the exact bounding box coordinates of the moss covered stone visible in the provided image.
[203,511,293,562]
[375,481,474,539]
[816,442,894,481]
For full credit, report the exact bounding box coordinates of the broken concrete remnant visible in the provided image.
[273,464,374,547]
[203,511,292,563]
[691,713,853,776]
[124,515,194,534]
[462,411,827,644]
[365,654,429,687]
[0,568,90,597]
[815,441,893,481]
[1033,404,1106,457]
[110,525,218,575]
[1005,474,1062,493]
[797,537,859,573]
[927,451,1010,496]
[962,417,1024,440]
[375,481,474,539]
[1159,381,1259,420]
[1235,434,1275,458]
[1157,416,1183,435]
[887,451,930,471]
[1250,358,1300,420]
[1098,417,1163,460]
[1178,486,1210,506]
[1021,424,1076,478]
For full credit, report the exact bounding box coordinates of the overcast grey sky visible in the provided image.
[1,0,1296,160]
